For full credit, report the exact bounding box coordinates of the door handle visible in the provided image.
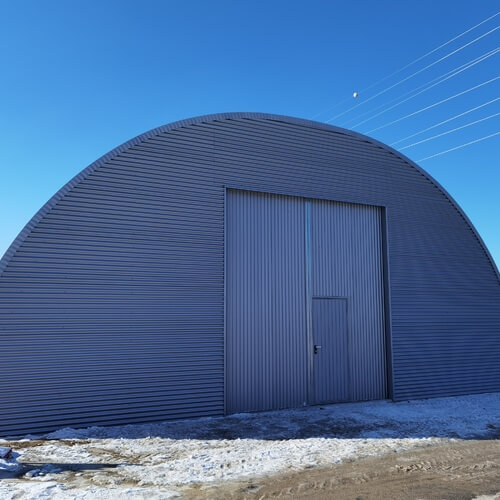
[314,344,322,354]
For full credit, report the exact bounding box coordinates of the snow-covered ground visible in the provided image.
[1,393,499,499]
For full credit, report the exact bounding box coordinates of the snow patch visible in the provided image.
[0,392,498,499]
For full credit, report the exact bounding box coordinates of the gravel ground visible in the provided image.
[187,440,500,499]
[0,392,498,499]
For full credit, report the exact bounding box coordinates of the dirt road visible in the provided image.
[186,440,499,499]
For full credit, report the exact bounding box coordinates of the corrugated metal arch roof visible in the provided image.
[1,111,498,280]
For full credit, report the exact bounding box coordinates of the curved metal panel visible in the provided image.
[0,113,498,435]
[1,112,497,282]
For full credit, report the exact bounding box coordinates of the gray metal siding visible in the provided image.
[0,135,225,435]
[311,200,386,401]
[0,113,498,435]
[226,190,307,413]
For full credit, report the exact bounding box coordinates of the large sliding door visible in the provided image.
[226,189,386,413]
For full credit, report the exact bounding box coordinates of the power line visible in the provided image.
[346,48,499,129]
[417,131,500,161]
[390,97,500,146]
[325,24,499,123]
[312,11,500,119]
[348,12,500,97]
[399,112,500,150]
[342,48,498,127]
[363,76,500,134]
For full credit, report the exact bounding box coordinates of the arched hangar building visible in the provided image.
[1,113,499,436]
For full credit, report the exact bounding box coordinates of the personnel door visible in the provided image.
[312,298,349,404]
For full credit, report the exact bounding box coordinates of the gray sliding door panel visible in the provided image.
[226,189,307,413]
[311,200,386,401]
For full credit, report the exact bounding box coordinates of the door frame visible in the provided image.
[223,186,395,414]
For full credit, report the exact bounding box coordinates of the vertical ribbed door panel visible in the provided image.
[226,190,307,413]
[311,200,386,401]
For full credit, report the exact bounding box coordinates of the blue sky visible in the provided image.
[1,0,499,267]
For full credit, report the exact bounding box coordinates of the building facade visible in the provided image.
[1,113,498,436]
